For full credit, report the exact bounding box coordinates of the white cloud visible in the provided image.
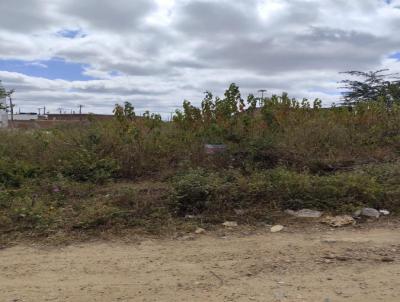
[0,0,399,115]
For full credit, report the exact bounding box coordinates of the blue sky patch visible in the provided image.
[0,58,95,81]
[57,29,86,39]
[389,52,400,60]
[109,70,123,77]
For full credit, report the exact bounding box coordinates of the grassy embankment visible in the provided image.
[1,84,399,240]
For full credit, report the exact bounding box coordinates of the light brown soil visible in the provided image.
[1,226,399,302]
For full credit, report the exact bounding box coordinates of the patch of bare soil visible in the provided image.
[1,225,399,302]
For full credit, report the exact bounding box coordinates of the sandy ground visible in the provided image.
[1,226,400,302]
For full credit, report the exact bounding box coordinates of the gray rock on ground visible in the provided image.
[360,208,380,219]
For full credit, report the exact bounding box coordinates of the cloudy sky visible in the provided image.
[0,0,400,115]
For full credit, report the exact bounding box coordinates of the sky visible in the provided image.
[0,0,400,116]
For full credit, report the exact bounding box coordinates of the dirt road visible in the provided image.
[1,226,399,302]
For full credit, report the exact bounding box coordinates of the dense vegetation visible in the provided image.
[1,82,400,239]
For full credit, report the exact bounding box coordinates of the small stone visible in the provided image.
[379,209,390,216]
[222,221,238,227]
[285,209,296,216]
[270,225,285,233]
[195,227,206,234]
[361,208,380,219]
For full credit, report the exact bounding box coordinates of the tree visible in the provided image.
[0,81,9,110]
[113,101,136,122]
[0,81,6,98]
[340,69,400,107]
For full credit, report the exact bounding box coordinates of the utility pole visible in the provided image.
[8,95,14,121]
[78,104,83,115]
[258,89,267,107]
[38,106,46,117]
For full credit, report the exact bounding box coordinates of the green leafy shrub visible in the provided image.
[171,169,246,218]
[247,168,384,212]
[0,158,40,188]
[60,149,119,183]
[172,169,212,215]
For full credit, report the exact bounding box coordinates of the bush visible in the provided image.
[171,169,247,219]
[0,84,399,238]
[60,149,119,183]
[172,169,213,215]
[171,167,387,217]
[248,168,384,212]
[0,158,40,188]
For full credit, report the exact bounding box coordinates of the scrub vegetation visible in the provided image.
[1,72,400,239]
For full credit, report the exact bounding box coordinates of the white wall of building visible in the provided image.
[11,114,38,121]
[0,97,8,128]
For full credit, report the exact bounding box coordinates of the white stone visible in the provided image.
[222,221,238,227]
[270,225,284,233]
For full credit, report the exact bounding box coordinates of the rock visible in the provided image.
[195,227,206,234]
[361,208,380,219]
[379,209,390,216]
[270,225,284,233]
[322,215,356,227]
[286,209,323,218]
[222,221,238,227]
[285,209,297,216]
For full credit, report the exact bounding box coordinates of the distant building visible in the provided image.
[11,113,39,121]
[0,97,8,128]
[45,113,114,121]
